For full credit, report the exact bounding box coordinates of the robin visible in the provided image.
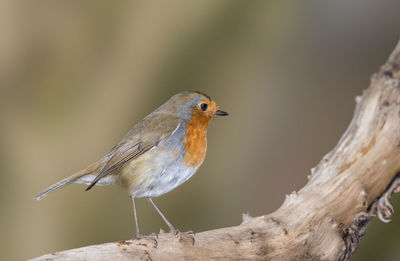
[36,90,228,242]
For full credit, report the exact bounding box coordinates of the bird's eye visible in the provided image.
[200,103,208,111]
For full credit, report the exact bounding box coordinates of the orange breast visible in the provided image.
[182,113,210,168]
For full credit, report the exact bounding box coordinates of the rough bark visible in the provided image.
[31,40,400,261]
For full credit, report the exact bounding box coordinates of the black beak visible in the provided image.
[215,110,229,116]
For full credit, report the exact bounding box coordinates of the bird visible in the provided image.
[35,90,228,242]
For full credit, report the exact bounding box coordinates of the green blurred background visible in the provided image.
[1,1,400,260]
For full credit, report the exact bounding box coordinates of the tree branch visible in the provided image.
[31,40,400,261]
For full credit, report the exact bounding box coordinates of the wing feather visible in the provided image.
[85,113,180,190]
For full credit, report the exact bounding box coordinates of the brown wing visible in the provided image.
[85,113,181,190]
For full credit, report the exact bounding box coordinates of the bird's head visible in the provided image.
[164,91,228,126]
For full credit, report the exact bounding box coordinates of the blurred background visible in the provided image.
[1,0,400,260]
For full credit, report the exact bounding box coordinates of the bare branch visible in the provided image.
[31,40,400,261]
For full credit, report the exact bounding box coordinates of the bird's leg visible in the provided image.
[131,195,142,238]
[146,197,195,244]
[131,195,158,244]
[146,197,177,233]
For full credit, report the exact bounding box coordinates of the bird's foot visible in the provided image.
[135,232,158,246]
[170,229,195,245]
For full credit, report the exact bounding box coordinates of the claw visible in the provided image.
[169,228,178,235]
[171,229,195,245]
[135,232,158,246]
[149,232,159,239]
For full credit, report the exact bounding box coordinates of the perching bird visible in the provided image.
[36,90,228,241]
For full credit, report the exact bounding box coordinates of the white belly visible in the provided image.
[119,145,199,198]
[136,163,197,197]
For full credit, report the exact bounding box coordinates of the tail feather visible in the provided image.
[35,171,87,200]
[35,161,103,200]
